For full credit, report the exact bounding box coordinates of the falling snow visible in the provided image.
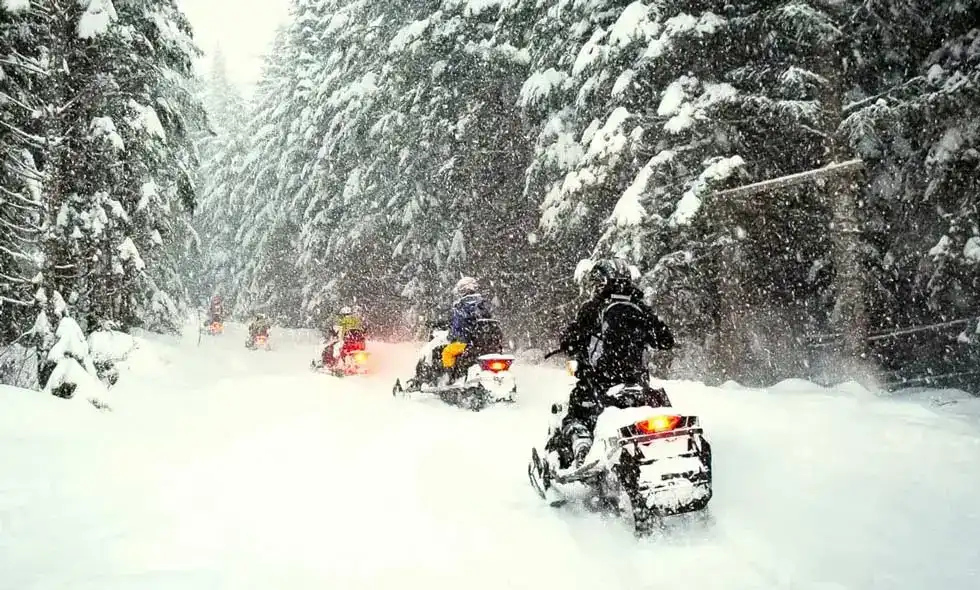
[2,3,980,586]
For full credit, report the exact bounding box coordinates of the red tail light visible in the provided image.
[635,415,682,434]
[480,358,513,373]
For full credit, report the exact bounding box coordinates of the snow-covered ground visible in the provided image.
[2,322,979,589]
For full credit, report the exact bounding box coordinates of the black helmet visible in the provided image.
[585,258,636,296]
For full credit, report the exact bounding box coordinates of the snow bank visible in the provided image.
[0,385,105,437]
[89,330,137,364]
[722,376,980,426]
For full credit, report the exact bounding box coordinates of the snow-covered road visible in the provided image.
[2,323,979,589]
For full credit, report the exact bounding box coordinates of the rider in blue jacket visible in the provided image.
[442,277,494,370]
[408,276,500,389]
[449,277,491,342]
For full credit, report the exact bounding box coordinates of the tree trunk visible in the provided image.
[714,227,748,383]
[823,55,868,361]
[829,174,867,358]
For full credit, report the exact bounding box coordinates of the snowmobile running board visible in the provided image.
[551,458,603,484]
[419,384,472,394]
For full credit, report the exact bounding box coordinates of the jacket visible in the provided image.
[558,285,673,380]
[449,293,492,344]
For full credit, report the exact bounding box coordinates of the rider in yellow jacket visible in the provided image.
[321,306,366,366]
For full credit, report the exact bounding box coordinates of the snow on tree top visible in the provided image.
[611,69,635,97]
[658,78,688,116]
[328,73,378,107]
[664,103,695,134]
[390,19,431,53]
[127,101,167,140]
[137,181,157,212]
[611,160,656,227]
[118,237,146,272]
[464,40,530,64]
[89,117,125,150]
[78,0,118,39]
[326,13,350,35]
[963,237,980,264]
[520,68,569,108]
[585,106,631,162]
[669,156,745,226]
[929,235,951,258]
[644,12,726,60]
[1,0,29,14]
[572,28,606,77]
[540,131,583,171]
[464,0,504,17]
[608,1,659,48]
[47,316,89,364]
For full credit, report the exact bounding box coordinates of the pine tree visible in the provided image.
[839,1,980,384]
[188,44,250,307]
[0,0,47,351]
[34,0,204,334]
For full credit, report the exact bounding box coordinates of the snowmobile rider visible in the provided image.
[248,312,271,340]
[407,277,495,388]
[547,258,674,470]
[441,276,494,374]
[322,306,366,366]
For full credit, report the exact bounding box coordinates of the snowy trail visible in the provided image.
[2,323,979,589]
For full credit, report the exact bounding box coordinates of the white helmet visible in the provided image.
[339,306,352,315]
[453,276,479,297]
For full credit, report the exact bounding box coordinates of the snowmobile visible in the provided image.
[206,320,224,335]
[392,319,517,411]
[311,333,371,377]
[245,332,271,351]
[528,352,712,536]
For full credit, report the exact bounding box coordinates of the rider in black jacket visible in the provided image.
[548,259,674,469]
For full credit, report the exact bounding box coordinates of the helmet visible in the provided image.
[339,306,353,315]
[255,312,266,320]
[211,295,222,303]
[453,276,479,297]
[584,258,637,296]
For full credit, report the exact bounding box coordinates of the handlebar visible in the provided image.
[543,349,564,360]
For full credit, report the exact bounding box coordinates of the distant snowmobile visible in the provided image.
[527,352,712,536]
[245,332,271,351]
[392,320,516,411]
[311,330,371,377]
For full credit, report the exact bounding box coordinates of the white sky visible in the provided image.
[178,0,292,92]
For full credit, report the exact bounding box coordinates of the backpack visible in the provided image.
[471,318,504,353]
[586,294,649,379]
